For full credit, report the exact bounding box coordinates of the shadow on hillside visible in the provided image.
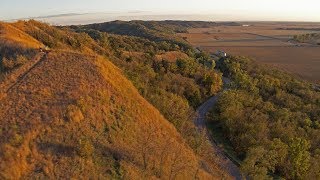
[37,142,76,157]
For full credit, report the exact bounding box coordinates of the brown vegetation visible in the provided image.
[155,51,189,62]
[0,51,215,179]
[0,22,42,48]
[0,21,228,179]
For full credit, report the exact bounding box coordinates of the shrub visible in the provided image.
[9,133,23,147]
[1,57,15,70]
[77,139,94,158]
[15,55,28,66]
[66,105,84,123]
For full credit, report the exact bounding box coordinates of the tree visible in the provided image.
[287,138,311,179]
[268,138,288,173]
[240,146,271,179]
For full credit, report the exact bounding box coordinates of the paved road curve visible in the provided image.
[195,77,243,180]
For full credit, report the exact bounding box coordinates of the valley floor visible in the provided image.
[180,24,320,84]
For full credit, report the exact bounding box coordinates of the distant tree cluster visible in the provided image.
[210,56,320,179]
[72,20,203,52]
[294,33,320,44]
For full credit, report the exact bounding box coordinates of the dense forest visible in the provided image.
[209,56,320,179]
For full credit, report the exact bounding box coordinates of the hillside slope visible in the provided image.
[0,22,42,49]
[0,20,229,179]
[0,52,224,179]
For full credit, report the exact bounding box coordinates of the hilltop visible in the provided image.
[0,21,228,179]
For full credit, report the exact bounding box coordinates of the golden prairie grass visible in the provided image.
[0,22,42,48]
[155,51,189,62]
[0,51,228,179]
[0,20,229,179]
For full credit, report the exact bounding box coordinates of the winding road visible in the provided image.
[195,77,243,180]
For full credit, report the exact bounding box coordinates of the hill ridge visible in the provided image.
[0,50,223,179]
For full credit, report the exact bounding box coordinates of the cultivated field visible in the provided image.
[179,22,320,83]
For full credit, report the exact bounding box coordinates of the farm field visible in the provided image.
[180,22,320,83]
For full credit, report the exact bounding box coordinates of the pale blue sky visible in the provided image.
[1,0,320,21]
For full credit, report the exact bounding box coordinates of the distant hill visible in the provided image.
[0,21,227,179]
[72,20,240,50]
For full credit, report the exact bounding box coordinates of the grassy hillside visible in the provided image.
[0,21,228,179]
[0,50,223,179]
[0,22,42,48]
[0,22,41,79]
[68,22,224,160]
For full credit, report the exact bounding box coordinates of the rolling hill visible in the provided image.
[0,21,228,179]
[0,22,42,49]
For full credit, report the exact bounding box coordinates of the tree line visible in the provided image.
[209,56,320,179]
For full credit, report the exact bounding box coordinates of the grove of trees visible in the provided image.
[209,56,320,179]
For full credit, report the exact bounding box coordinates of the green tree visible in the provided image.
[287,138,311,179]
[240,146,271,179]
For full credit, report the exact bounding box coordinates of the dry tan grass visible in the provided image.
[0,51,227,179]
[0,22,42,48]
[155,51,189,62]
[0,20,229,179]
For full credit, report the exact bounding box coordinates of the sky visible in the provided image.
[1,0,320,23]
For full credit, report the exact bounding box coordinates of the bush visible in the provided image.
[66,105,84,123]
[1,55,28,71]
[1,57,15,70]
[9,133,23,147]
[77,139,94,158]
[16,55,28,66]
